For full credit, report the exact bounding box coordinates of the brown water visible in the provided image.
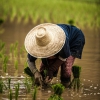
[0,19,100,100]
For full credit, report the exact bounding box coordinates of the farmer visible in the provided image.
[24,23,85,87]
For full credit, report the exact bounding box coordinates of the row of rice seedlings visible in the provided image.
[0,40,27,74]
[1,77,20,99]
[1,0,99,28]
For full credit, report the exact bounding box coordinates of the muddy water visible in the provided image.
[0,20,100,100]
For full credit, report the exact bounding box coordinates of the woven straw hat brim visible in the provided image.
[24,23,66,58]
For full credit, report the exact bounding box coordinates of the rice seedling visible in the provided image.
[15,83,20,100]
[2,55,9,73]
[24,61,28,68]
[0,40,5,51]
[14,60,18,70]
[8,89,13,100]
[8,78,11,89]
[0,79,4,93]
[48,83,65,100]
[69,65,82,92]
[32,85,37,100]
[0,79,7,93]
[23,77,32,93]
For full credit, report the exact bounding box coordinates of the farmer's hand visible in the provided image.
[34,70,43,86]
[44,70,53,84]
[45,76,52,83]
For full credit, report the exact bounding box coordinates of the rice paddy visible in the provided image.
[0,0,100,99]
[0,0,100,29]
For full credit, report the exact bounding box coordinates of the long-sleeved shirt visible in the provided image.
[28,24,85,64]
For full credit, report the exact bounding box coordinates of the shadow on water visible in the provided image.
[0,19,100,100]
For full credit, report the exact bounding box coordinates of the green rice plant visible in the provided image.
[23,77,32,93]
[0,79,7,93]
[2,55,9,73]
[19,46,26,58]
[15,83,20,100]
[10,41,18,57]
[2,63,7,73]
[48,83,65,100]
[32,85,37,100]
[10,43,14,53]
[9,89,13,100]
[69,65,82,92]
[14,60,18,70]
[8,78,11,89]
[14,48,18,57]
[0,40,5,51]
[0,79,4,93]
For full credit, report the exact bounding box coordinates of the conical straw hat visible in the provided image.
[24,23,66,58]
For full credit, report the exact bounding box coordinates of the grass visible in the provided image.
[0,0,100,29]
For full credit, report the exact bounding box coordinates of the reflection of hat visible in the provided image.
[24,23,66,58]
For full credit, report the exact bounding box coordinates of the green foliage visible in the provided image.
[8,78,11,89]
[0,0,100,28]
[0,79,4,93]
[69,65,82,92]
[9,89,13,100]
[72,65,81,78]
[48,94,63,100]
[52,83,65,96]
[0,40,5,51]
[23,77,32,93]
[14,60,18,70]
[48,83,65,100]
[15,83,20,100]
[32,86,37,100]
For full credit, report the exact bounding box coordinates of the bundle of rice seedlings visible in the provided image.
[69,65,82,92]
[48,83,65,100]
[24,67,33,77]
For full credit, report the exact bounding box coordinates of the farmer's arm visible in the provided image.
[27,53,43,85]
[27,53,38,74]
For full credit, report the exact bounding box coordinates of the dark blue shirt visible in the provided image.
[28,24,85,62]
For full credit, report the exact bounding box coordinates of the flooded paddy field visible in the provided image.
[0,20,100,100]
